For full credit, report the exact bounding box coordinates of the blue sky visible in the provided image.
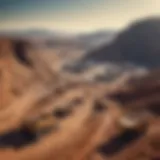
[0,0,160,32]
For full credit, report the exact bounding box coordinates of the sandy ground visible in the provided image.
[0,38,159,160]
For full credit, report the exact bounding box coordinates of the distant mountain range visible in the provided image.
[76,30,116,50]
[0,29,116,51]
[0,29,75,39]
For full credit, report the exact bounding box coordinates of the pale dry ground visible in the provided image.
[0,38,159,160]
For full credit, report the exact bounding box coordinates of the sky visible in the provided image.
[0,0,160,33]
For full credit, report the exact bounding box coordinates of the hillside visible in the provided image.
[82,17,160,69]
[0,38,159,160]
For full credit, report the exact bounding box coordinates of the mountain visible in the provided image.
[76,30,116,50]
[0,29,77,41]
[64,17,160,82]
[81,17,160,69]
[0,29,116,50]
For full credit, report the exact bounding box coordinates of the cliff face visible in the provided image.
[0,39,21,108]
[0,39,34,108]
[0,38,64,108]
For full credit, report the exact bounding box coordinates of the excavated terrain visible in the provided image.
[0,38,159,160]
